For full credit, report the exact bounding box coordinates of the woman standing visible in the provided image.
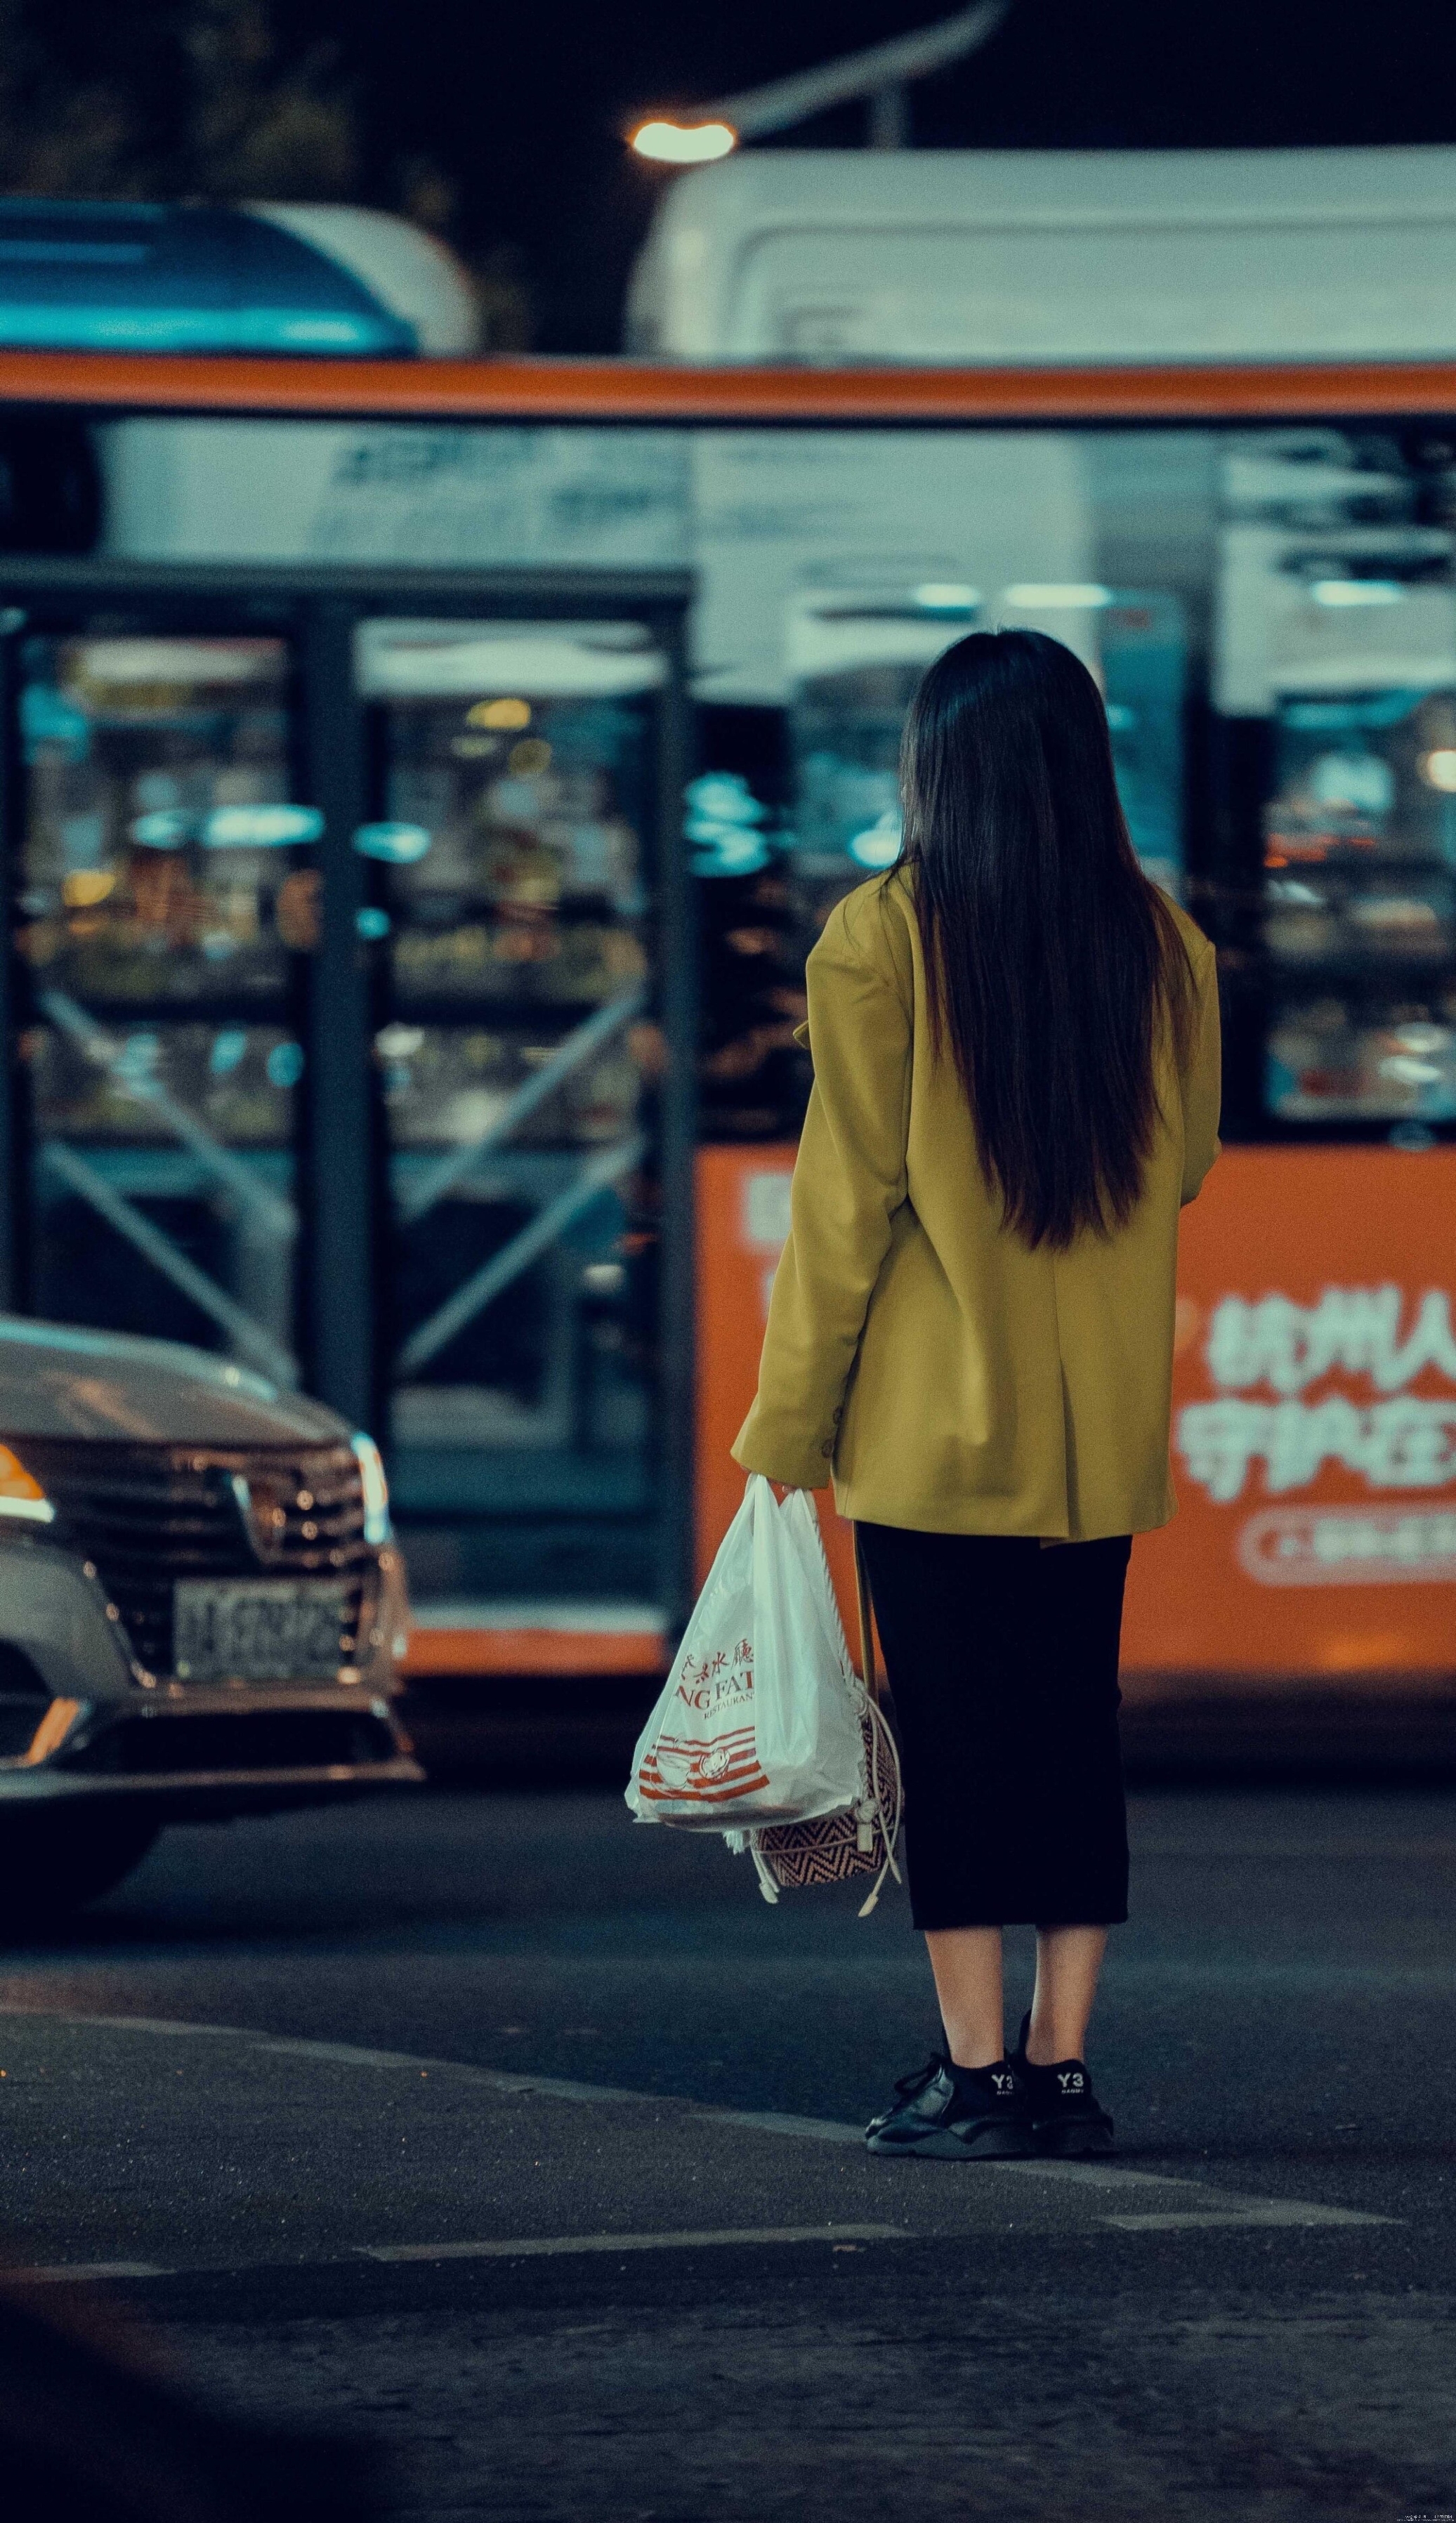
[733,629,1221,2161]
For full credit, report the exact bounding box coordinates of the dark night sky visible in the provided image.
[281,0,1453,350]
[229,2,1456,344]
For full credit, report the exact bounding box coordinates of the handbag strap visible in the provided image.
[853,1525,880,1703]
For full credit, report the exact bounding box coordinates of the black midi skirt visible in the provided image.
[855,1523,1132,1931]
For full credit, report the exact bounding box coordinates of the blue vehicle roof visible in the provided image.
[0,200,417,355]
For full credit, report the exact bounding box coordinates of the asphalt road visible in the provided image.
[1,1783,1454,2521]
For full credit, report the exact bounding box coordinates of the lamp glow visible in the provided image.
[631,119,737,164]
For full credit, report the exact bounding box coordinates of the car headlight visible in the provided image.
[351,1432,392,1545]
[0,1443,54,1525]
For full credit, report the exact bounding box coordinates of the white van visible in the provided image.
[626,145,1456,365]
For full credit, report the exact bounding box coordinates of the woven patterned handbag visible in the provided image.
[746,1532,903,1918]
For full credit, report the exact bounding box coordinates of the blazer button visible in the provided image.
[820,1439,835,1457]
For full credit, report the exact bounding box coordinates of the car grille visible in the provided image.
[14,1438,372,1682]
[63,1707,400,1776]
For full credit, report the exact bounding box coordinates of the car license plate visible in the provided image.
[172,1580,348,1684]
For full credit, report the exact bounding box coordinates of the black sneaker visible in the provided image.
[865,2054,1035,2158]
[1011,2012,1115,2157]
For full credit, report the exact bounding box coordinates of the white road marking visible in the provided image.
[1104,2204,1388,2231]
[255,2038,447,2069]
[990,2158,1202,2188]
[1134,1842,1456,1861]
[0,2006,1397,2241]
[358,2224,904,2263]
[44,2014,241,2039]
[11,2261,173,2282]
[0,2010,664,2106]
[699,2108,865,2143]
[994,2156,1392,2224]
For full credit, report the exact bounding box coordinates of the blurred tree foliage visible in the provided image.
[0,0,360,202]
[0,0,532,344]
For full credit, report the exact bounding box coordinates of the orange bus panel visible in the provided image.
[401,1625,667,1679]
[695,1143,1456,1697]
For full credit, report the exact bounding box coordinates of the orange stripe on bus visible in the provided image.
[3,350,1456,425]
[401,1627,667,1679]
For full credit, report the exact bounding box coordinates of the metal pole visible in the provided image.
[300,598,376,1434]
[0,610,24,1311]
[396,984,648,1226]
[653,608,696,1637]
[397,1133,648,1377]
[37,1141,296,1384]
[685,0,1008,138]
[39,986,298,1242]
[868,82,910,148]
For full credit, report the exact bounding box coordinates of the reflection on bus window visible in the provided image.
[18,637,313,1002]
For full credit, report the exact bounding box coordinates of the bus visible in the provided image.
[4,159,1456,1759]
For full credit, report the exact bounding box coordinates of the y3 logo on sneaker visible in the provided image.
[1056,2071,1085,2093]
[991,2071,1014,2095]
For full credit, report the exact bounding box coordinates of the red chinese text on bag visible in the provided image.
[632,1630,770,1811]
[626,1476,864,1832]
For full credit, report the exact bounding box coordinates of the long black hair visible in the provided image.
[898,626,1195,1250]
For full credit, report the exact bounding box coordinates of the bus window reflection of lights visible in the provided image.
[1419,749,1456,792]
[1310,751,1394,813]
[204,805,324,849]
[353,823,432,865]
[848,810,903,870]
[1309,579,1405,607]
[1381,1056,1445,1085]
[631,120,737,164]
[1002,584,1113,609]
[686,771,770,877]
[912,584,979,611]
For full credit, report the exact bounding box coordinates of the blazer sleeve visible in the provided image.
[732,896,912,1489]
[1180,938,1222,1206]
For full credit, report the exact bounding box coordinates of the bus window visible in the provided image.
[15,633,306,1384]
[1217,428,1456,1133]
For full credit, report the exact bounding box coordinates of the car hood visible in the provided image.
[0,1316,352,1447]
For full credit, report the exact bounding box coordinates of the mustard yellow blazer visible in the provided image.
[733,869,1221,1538]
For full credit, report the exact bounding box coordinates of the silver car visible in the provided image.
[0,1316,419,1921]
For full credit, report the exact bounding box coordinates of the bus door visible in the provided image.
[354,612,693,1616]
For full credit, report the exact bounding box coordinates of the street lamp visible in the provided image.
[631,121,738,165]
[627,1,1009,160]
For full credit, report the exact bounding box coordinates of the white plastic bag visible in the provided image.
[625,1474,865,1832]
